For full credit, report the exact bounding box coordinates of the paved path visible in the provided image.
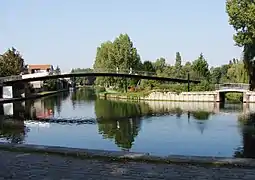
[0,150,255,180]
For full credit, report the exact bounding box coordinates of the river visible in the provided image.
[0,88,255,158]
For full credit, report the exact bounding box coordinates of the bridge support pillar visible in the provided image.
[243,92,248,103]
[0,86,2,99]
[2,82,31,99]
[216,92,225,102]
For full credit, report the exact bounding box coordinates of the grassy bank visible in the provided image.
[98,91,151,100]
[96,88,243,103]
[37,91,58,95]
[225,93,243,103]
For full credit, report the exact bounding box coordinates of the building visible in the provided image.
[26,64,53,74]
[22,64,54,92]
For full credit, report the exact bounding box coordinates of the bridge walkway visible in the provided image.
[0,68,201,85]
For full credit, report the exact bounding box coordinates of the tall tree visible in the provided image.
[0,47,24,76]
[210,67,222,84]
[143,61,155,72]
[93,34,142,90]
[192,53,210,79]
[226,0,255,89]
[175,52,182,71]
[153,57,166,74]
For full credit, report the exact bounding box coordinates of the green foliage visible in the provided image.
[93,34,142,90]
[191,111,211,120]
[225,93,243,102]
[0,47,24,76]
[43,79,57,91]
[143,61,155,72]
[226,0,255,47]
[175,52,182,71]
[90,33,249,95]
[192,53,210,80]
[71,68,95,85]
[226,0,255,89]
[153,57,166,74]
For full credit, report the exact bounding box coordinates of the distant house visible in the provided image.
[26,64,53,74]
[22,64,54,92]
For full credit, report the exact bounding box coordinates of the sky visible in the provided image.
[1,0,242,72]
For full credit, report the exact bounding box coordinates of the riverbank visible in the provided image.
[0,89,69,104]
[98,90,218,102]
[1,150,254,180]
[0,142,254,168]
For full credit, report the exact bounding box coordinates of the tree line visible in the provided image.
[0,48,63,91]
[70,0,255,92]
[70,33,249,92]
[2,0,255,92]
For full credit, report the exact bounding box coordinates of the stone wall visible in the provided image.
[100,90,255,103]
[144,101,217,113]
[141,91,217,102]
[246,91,255,103]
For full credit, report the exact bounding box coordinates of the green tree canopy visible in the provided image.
[0,47,24,77]
[192,53,210,79]
[93,34,142,90]
[175,52,182,71]
[143,61,155,72]
[226,0,255,89]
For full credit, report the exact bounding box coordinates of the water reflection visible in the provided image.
[0,118,28,144]
[1,88,255,158]
[235,113,255,158]
[94,100,143,150]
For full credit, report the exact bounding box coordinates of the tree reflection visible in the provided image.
[71,88,96,102]
[0,117,28,144]
[191,111,211,134]
[235,113,255,158]
[95,99,145,150]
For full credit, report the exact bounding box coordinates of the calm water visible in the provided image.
[1,88,255,158]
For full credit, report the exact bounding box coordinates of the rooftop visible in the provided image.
[27,64,52,70]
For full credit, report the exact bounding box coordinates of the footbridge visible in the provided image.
[0,69,201,100]
[215,83,255,103]
[0,69,201,85]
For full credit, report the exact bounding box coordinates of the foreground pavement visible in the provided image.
[0,150,255,180]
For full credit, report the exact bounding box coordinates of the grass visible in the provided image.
[37,91,57,95]
[98,90,151,98]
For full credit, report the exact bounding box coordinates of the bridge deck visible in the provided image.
[1,70,201,85]
[215,83,250,92]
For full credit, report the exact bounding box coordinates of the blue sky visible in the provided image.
[1,0,242,72]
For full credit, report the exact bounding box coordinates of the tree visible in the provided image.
[175,52,182,71]
[0,47,24,76]
[226,62,249,83]
[226,0,255,89]
[211,67,222,84]
[54,66,61,75]
[71,68,95,85]
[153,57,166,74]
[142,61,155,72]
[93,34,142,90]
[192,53,210,79]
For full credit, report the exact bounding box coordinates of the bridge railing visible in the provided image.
[0,68,202,83]
[71,68,201,80]
[0,75,22,84]
[215,83,250,91]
